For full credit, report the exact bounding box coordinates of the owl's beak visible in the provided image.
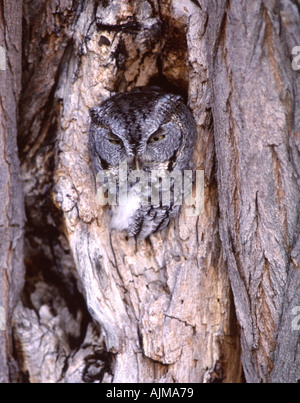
[135,158,140,171]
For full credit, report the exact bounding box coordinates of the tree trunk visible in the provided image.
[208,0,300,383]
[0,0,25,383]
[1,0,299,383]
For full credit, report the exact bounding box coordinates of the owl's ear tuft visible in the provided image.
[90,107,101,124]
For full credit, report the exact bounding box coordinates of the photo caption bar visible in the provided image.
[105,386,195,400]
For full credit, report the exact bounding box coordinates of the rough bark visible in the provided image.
[3,0,299,384]
[206,0,300,383]
[13,0,242,383]
[0,0,25,383]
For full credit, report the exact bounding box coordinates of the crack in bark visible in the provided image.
[164,313,196,332]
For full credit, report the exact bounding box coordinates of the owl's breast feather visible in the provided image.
[111,191,141,233]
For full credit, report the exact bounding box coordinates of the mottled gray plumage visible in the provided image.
[89,87,197,239]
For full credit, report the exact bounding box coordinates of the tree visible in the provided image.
[0,0,299,383]
[0,0,24,383]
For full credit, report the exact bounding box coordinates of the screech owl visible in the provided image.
[89,87,197,239]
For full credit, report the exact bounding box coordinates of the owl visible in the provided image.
[89,87,197,239]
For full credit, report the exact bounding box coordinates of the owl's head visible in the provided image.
[89,87,197,174]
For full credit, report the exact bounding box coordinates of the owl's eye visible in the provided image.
[108,135,123,146]
[148,132,166,144]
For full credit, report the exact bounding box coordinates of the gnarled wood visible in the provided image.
[13,0,242,383]
[3,0,299,384]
